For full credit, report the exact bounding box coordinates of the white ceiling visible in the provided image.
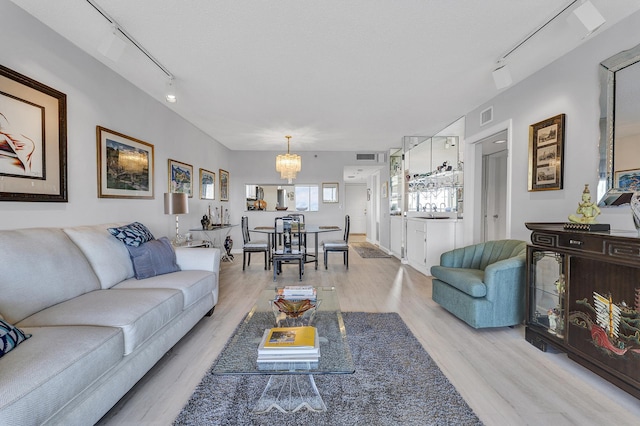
[10,1,640,153]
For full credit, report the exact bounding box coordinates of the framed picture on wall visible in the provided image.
[528,113,565,191]
[168,159,193,197]
[615,168,640,192]
[97,126,154,199]
[219,169,229,201]
[199,168,215,200]
[0,64,68,202]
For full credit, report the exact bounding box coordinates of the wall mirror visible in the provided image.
[245,184,319,212]
[403,135,462,213]
[322,182,339,203]
[598,42,640,206]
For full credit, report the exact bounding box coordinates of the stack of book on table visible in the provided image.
[257,325,320,363]
[276,285,317,301]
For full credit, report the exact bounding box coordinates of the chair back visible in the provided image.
[343,215,350,242]
[241,216,251,244]
[288,213,305,225]
[274,216,303,254]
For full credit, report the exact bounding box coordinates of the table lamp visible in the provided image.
[164,192,189,244]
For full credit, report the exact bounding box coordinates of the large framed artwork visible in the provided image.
[219,169,229,201]
[199,168,215,200]
[528,114,565,191]
[615,168,640,192]
[97,126,154,199]
[169,159,193,197]
[0,64,67,202]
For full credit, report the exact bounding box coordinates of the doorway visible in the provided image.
[480,130,508,242]
[345,183,367,235]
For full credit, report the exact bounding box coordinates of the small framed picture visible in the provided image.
[615,169,640,192]
[97,126,154,199]
[199,168,215,200]
[528,114,565,191]
[219,169,229,201]
[168,159,193,197]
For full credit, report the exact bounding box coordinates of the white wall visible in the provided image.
[464,10,640,242]
[0,1,230,237]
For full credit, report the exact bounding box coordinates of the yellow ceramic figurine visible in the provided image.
[568,184,601,224]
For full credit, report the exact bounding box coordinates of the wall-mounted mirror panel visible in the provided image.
[322,182,339,203]
[598,42,640,206]
[245,184,319,212]
[403,135,462,213]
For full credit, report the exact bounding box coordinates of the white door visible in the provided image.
[482,149,508,241]
[345,184,367,234]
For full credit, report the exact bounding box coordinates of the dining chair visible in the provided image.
[322,215,350,269]
[287,213,306,250]
[272,216,305,281]
[241,216,269,270]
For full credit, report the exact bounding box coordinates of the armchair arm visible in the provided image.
[483,254,526,302]
[174,247,221,273]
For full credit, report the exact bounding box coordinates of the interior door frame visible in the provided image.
[463,119,513,245]
[482,148,508,242]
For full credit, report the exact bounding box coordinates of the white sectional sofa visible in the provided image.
[0,223,220,425]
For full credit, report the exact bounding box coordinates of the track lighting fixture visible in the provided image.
[166,78,177,103]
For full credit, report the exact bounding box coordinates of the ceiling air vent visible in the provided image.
[356,153,377,161]
[480,106,493,126]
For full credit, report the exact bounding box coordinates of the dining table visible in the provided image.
[251,225,341,270]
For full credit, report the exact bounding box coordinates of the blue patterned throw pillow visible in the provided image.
[108,222,155,247]
[1,319,32,358]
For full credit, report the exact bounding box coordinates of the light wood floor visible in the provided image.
[99,235,640,425]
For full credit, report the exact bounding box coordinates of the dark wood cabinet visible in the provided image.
[525,223,640,399]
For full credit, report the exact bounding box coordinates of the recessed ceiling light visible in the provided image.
[494,139,506,144]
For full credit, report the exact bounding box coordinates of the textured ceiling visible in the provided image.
[9,0,640,152]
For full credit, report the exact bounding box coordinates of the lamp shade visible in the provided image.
[164,192,188,215]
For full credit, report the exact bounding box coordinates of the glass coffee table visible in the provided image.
[212,286,354,413]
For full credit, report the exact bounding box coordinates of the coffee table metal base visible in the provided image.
[253,374,326,413]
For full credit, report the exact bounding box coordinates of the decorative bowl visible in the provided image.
[270,298,320,327]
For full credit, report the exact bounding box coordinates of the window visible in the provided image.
[294,185,319,212]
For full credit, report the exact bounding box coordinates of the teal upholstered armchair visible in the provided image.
[430,239,527,329]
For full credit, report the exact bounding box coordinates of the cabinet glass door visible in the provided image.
[529,249,565,340]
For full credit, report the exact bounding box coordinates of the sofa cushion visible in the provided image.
[107,222,155,247]
[114,270,215,309]
[430,266,487,297]
[18,289,183,356]
[126,237,180,279]
[0,325,123,426]
[0,319,31,358]
[0,228,101,324]
[64,223,135,289]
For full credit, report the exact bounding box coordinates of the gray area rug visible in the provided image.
[174,312,482,425]
[351,242,392,258]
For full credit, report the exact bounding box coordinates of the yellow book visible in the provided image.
[263,326,316,348]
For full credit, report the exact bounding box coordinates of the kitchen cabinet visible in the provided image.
[406,218,460,276]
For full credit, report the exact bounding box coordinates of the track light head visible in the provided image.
[166,78,177,103]
[492,64,512,90]
[571,0,606,35]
